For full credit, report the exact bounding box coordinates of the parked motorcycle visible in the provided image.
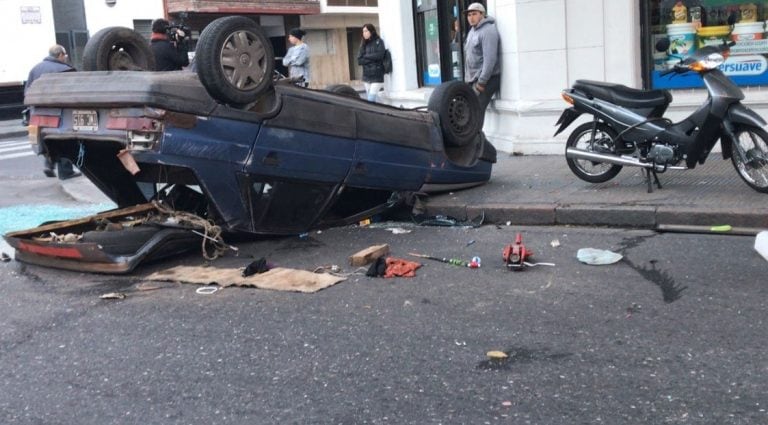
[554,33,768,193]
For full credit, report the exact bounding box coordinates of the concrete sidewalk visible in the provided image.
[424,153,768,231]
[0,119,28,139]
[3,118,766,231]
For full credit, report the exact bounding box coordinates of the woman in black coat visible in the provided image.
[357,23,386,102]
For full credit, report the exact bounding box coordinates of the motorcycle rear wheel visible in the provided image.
[565,122,622,183]
[731,125,768,193]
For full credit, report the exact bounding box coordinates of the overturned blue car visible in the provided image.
[8,17,495,272]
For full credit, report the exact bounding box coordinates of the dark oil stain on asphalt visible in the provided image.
[618,235,687,303]
[476,347,572,371]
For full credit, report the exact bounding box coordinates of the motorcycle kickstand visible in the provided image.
[643,167,662,193]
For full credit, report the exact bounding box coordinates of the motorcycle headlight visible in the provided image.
[692,52,726,71]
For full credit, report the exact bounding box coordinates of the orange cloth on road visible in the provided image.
[384,257,421,278]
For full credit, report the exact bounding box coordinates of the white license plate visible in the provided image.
[72,110,98,131]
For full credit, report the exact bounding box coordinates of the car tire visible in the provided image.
[325,84,360,99]
[427,80,483,147]
[82,26,156,71]
[195,16,275,106]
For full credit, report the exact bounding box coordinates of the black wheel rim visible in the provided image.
[108,48,141,70]
[219,29,269,91]
[447,94,472,134]
[574,129,616,176]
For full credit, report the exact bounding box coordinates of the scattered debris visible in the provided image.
[366,257,387,277]
[408,252,480,268]
[366,257,421,278]
[503,233,555,270]
[577,248,623,265]
[190,229,239,254]
[626,303,642,318]
[146,265,346,293]
[383,257,421,278]
[99,292,126,300]
[46,232,81,243]
[153,201,234,260]
[349,244,390,266]
[710,225,733,232]
[385,227,412,234]
[242,257,270,277]
[412,212,484,228]
[466,239,476,247]
[656,224,762,235]
[136,281,178,291]
[550,239,561,248]
[486,350,508,359]
[195,286,219,295]
[756,231,768,262]
[503,233,532,271]
[117,148,140,175]
[0,252,10,262]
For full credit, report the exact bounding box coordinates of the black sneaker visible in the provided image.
[44,169,56,178]
[59,172,82,180]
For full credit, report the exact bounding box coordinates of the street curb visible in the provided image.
[656,207,768,228]
[424,202,768,230]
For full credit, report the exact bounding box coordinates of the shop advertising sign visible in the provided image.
[20,6,42,24]
[650,0,768,89]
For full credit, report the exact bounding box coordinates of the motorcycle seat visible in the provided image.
[573,80,672,113]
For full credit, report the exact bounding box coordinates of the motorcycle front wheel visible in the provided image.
[565,122,622,183]
[731,125,768,193]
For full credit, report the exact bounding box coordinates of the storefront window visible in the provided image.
[645,0,768,89]
[414,0,472,86]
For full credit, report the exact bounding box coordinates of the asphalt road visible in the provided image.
[1,224,766,424]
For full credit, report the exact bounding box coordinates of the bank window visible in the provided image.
[644,0,768,89]
[414,0,472,86]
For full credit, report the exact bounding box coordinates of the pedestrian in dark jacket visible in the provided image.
[357,23,386,102]
[150,18,189,71]
[25,45,80,180]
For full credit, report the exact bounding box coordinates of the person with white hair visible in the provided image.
[25,44,80,179]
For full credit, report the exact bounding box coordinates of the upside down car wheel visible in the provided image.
[427,80,483,147]
[195,16,275,106]
[82,26,156,71]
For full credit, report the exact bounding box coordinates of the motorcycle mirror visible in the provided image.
[655,38,670,52]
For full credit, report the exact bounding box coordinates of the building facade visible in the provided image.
[378,0,768,154]
[8,0,768,154]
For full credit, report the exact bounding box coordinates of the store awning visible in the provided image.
[166,0,321,15]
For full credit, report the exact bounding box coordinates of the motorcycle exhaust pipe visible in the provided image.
[566,147,653,168]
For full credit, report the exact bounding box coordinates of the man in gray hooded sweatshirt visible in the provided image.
[463,2,501,113]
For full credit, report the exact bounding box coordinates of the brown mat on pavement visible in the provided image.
[145,266,346,293]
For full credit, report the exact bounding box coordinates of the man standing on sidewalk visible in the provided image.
[25,45,81,179]
[463,2,501,114]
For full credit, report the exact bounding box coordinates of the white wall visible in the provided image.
[83,0,164,34]
[462,0,644,154]
[0,1,56,84]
